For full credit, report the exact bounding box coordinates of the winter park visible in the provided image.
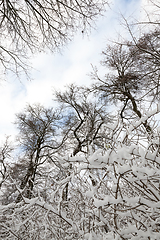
[0,0,160,239]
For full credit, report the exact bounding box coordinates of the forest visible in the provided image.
[0,0,160,239]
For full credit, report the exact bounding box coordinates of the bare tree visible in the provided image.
[54,84,110,200]
[0,137,13,190]
[91,39,160,133]
[54,84,109,156]
[0,0,108,77]
[3,104,68,202]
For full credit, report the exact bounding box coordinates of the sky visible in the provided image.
[0,0,151,142]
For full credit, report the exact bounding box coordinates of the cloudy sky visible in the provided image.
[0,0,152,141]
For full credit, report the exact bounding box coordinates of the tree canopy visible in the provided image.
[0,0,107,76]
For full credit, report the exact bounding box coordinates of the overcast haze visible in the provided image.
[0,0,149,141]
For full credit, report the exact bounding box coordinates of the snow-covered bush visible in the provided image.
[1,105,159,239]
